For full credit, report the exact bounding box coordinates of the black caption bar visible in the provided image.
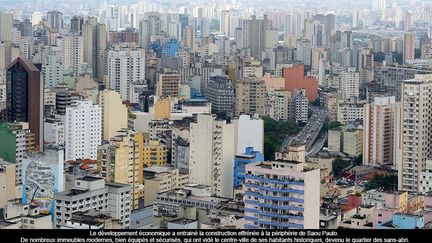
[1,230,429,243]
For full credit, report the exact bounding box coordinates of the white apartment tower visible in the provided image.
[341,67,360,100]
[363,97,402,167]
[399,75,432,192]
[107,46,145,102]
[0,12,13,42]
[188,114,235,199]
[43,48,64,88]
[65,100,101,161]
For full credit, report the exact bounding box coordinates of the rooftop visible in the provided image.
[169,218,197,225]
[78,176,103,182]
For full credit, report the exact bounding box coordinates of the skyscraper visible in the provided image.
[47,11,63,33]
[403,32,415,64]
[70,16,84,35]
[65,100,101,161]
[83,17,107,83]
[363,96,402,167]
[6,57,43,151]
[98,129,143,210]
[107,46,145,102]
[188,114,235,199]
[399,74,432,192]
[242,15,272,61]
[139,12,160,48]
[99,90,128,141]
[0,11,13,42]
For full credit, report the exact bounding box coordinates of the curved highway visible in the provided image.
[281,105,327,155]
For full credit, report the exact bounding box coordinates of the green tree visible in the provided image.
[365,174,398,191]
[263,117,300,160]
[328,121,342,130]
[354,155,363,166]
[332,158,351,178]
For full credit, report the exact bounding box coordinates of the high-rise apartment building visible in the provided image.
[139,12,160,48]
[6,57,43,150]
[183,25,195,50]
[156,69,180,98]
[189,114,235,199]
[403,32,415,64]
[65,100,101,161]
[0,11,13,42]
[0,122,31,195]
[241,15,272,61]
[363,97,402,167]
[235,78,266,117]
[143,140,168,167]
[243,161,320,229]
[70,16,84,36]
[60,35,84,77]
[99,90,128,141]
[205,75,235,116]
[43,48,64,88]
[375,66,432,101]
[98,129,143,209]
[340,67,360,100]
[293,89,309,124]
[83,17,107,82]
[107,46,145,102]
[47,11,63,33]
[399,75,432,192]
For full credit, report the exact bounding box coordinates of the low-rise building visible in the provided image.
[143,165,188,207]
[153,184,231,229]
[54,176,131,229]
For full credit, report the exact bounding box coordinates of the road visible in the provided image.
[306,132,327,157]
[280,105,327,155]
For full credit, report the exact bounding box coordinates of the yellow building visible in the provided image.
[98,129,143,209]
[143,165,189,206]
[143,140,168,167]
[99,90,128,140]
[154,97,171,120]
[0,159,16,209]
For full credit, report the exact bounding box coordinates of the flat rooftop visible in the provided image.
[169,218,197,225]
[78,176,103,182]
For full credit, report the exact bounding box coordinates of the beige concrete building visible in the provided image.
[98,129,143,209]
[99,90,128,141]
[328,129,342,153]
[235,78,266,116]
[143,166,188,206]
[363,96,402,167]
[143,140,168,167]
[0,159,15,209]
[189,114,236,199]
[154,97,172,120]
[399,75,432,192]
[243,60,263,78]
[274,144,305,163]
[156,69,180,98]
[76,74,98,103]
[343,128,362,157]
